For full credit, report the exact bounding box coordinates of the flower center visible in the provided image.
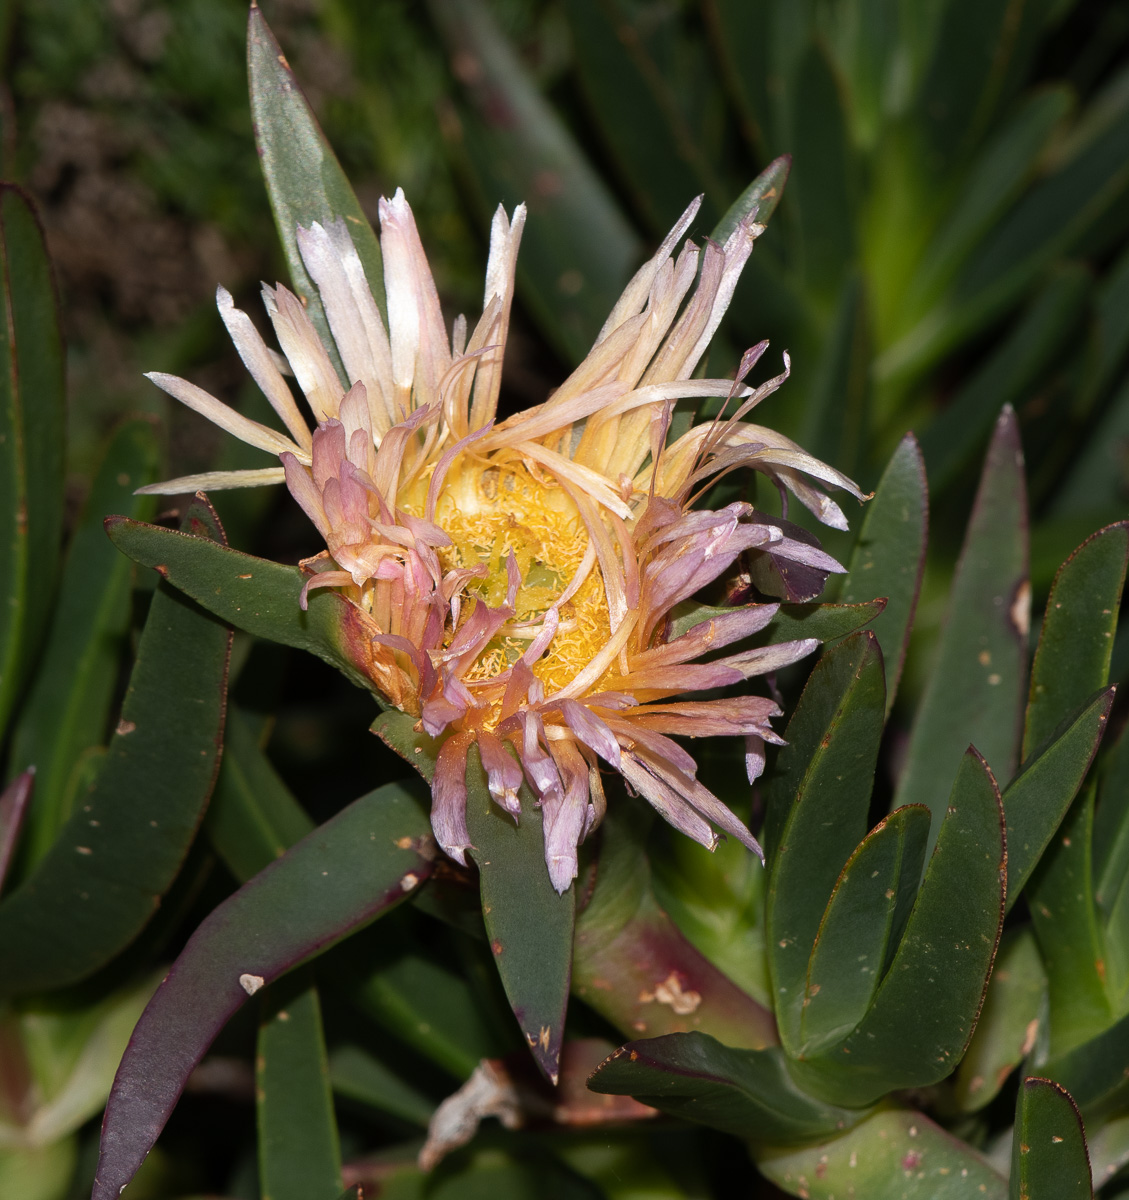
[432,459,611,696]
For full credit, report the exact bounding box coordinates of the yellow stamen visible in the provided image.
[409,460,611,704]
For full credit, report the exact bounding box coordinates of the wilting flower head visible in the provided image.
[143,190,866,891]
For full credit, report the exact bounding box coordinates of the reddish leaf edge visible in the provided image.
[91,782,434,1200]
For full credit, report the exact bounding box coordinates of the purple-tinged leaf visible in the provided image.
[91,781,433,1200]
[0,769,33,892]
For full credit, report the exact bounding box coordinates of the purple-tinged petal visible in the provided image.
[477,730,523,818]
[623,697,784,738]
[613,661,745,695]
[432,733,474,865]
[618,754,717,851]
[425,421,495,521]
[557,699,622,767]
[506,551,521,607]
[639,603,779,668]
[520,712,563,805]
[540,739,589,893]
[603,717,698,775]
[720,638,820,678]
[636,752,764,861]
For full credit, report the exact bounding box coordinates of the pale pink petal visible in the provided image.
[379,188,451,410]
[216,286,312,448]
[596,195,702,342]
[281,453,330,539]
[296,220,395,429]
[145,372,300,457]
[137,467,287,495]
[260,284,345,422]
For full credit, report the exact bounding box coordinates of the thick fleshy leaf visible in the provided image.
[668,599,884,646]
[908,87,1072,313]
[257,973,342,1200]
[756,1106,1008,1199]
[1004,689,1115,910]
[1095,717,1129,919]
[791,749,1006,1108]
[1107,863,1129,1014]
[954,927,1047,1113]
[920,264,1091,493]
[90,780,433,1200]
[0,185,65,736]
[1028,788,1113,1056]
[372,710,573,1084]
[763,632,886,1053]
[205,705,315,885]
[838,433,928,717]
[799,805,931,1056]
[7,419,159,866]
[1024,522,1127,758]
[796,272,869,473]
[248,4,385,360]
[587,1032,862,1144]
[893,407,1028,850]
[328,1044,434,1127]
[0,498,231,995]
[1010,1078,1092,1200]
[1040,1009,1129,1113]
[1087,1111,1129,1193]
[573,796,776,1050]
[104,516,379,695]
[1,973,158,1150]
[789,41,855,297]
[427,0,640,364]
[914,0,1054,166]
[711,155,792,244]
[566,0,724,233]
[881,55,1129,386]
[343,919,514,1080]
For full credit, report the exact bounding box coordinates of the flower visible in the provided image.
[142,190,866,891]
